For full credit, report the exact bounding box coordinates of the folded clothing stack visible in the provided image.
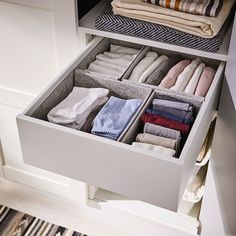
[86,44,139,80]
[132,97,195,157]
[91,96,143,140]
[95,0,235,52]
[127,53,216,97]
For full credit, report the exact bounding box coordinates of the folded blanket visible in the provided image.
[159,60,191,89]
[195,67,216,97]
[139,55,168,83]
[141,113,190,134]
[144,122,181,140]
[112,0,235,38]
[144,0,223,17]
[152,99,193,112]
[129,52,158,82]
[136,133,176,149]
[170,58,201,92]
[110,44,140,55]
[91,96,143,140]
[132,142,176,156]
[47,87,109,129]
[146,108,194,125]
[95,4,233,52]
[184,63,206,95]
[145,56,182,85]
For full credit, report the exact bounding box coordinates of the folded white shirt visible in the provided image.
[47,87,109,130]
[110,44,140,55]
[103,51,136,60]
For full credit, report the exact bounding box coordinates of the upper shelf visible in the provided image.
[78,0,232,62]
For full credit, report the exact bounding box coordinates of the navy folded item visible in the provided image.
[91,96,143,140]
[95,4,234,52]
[146,108,194,125]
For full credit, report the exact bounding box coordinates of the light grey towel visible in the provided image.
[136,133,176,149]
[143,122,181,140]
[152,99,192,111]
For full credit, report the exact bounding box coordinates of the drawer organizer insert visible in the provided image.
[17,36,225,211]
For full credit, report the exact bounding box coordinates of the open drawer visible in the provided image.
[16,36,225,211]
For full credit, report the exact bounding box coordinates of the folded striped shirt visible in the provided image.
[145,0,223,17]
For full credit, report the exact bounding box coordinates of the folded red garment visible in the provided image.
[141,113,190,134]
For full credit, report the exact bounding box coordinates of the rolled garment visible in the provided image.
[144,122,181,140]
[47,87,109,129]
[146,108,194,125]
[96,54,133,67]
[136,133,176,149]
[111,0,235,38]
[195,67,216,97]
[170,58,201,92]
[92,60,127,72]
[138,55,168,83]
[144,0,223,17]
[132,142,176,157]
[141,113,190,134]
[103,51,136,60]
[110,44,140,55]
[159,60,191,89]
[184,63,206,95]
[145,56,182,85]
[129,52,158,82]
[91,96,143,140]
[83,69,118,80]
[152,98,193,112]
[88,63,123,78]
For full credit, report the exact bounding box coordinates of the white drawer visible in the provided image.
[16,36,225,211]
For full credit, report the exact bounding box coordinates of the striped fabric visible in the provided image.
[145,0,223,17]
[0,205,86,236]
[95,4,233,52]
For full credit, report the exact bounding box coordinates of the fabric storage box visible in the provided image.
[122,46,220,99]
[16,36,225,211]
[76,37,145,80]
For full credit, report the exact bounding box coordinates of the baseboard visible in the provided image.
[3,165,87,205]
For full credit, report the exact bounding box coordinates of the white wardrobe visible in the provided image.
[0,1,235,235]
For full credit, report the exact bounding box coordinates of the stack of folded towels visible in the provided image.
[132,97,195,157]
[128,54,216,97]
[85,44,139,80]
[95,0,235,52]
[47,87,143,141]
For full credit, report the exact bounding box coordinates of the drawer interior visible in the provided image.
[17,36,225,211]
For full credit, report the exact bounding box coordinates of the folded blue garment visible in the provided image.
[91,96,143,140]
[146,108,194,125]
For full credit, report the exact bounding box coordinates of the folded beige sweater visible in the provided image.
[112,0,235,38]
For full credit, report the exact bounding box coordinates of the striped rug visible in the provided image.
[0,205,87,236]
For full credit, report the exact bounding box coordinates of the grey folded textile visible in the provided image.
[143,122,181,140]
[136,133,176,149]
[91,96,143,140]
[152,99,193,111]
[145,56,182,85]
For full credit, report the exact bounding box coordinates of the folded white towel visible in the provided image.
[47,87,109,129]
[103,51,136,60]
[170,58,201,92]
[184,63,205,95]
[110,44,140,55]
[88,63,122,78]
[96,54,132,67]
[138,55,168,83]
[132,142,176,156]
[129,51,158,82]
[92,60,126,72]
[84,69,119,80]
